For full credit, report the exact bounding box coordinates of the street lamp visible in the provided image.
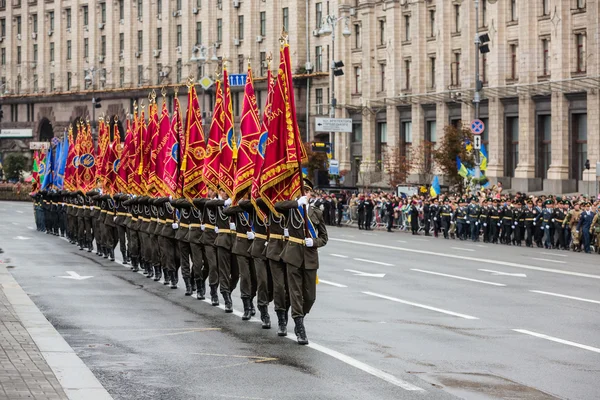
[473,0,490,188]
[318,14,350,161]
[84,66,102,136]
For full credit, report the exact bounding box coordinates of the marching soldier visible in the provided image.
[542,200,554,249]
[577,201,595,254]
[489,199,501,244]
[501,199,514,245]
[523,199,535,247]
[565,201,582,252]
[113,194,130,264]
[553,199,568,250]
[194,189,220,306]
[275,179,328,345]
[467,196,481,242]
[171,198,195,295]
[440,198,452,239]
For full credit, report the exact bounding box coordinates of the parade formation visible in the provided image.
[28,39,328,346]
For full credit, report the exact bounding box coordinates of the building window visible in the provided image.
[196,22,202,45]
[196,63,204,80]
[137,0,143,19]
[573,113,587,180]
[33,74,38,92]
[354,66,361,94]
[429,56,436,88]
[82,6,88,26]
[32,43,37,62]
[402,121,412,161]
[138,65,143,86]
[16,16,21,35]
[119,67,124,86]
[451,52,460,86]
[404,15,411,41]
[282,7,289,32]
[67,72,72,91]
[379,19,385,46]
[49,42,54,62]
[316,2,322,28]
[429,9,435,37]
[454,4,460,33]
[119,0,124,20]
[66,40,71,60]
[538,115,551,179]
[315,46,322,72]
[509,44,518,79]
[505,116,519,177]
[32,14,38,33]
[0,48,4,65]
[157,0,162,15]
[541,0,550,16]
[16,46,21,64]
[354,24,361,49]
[155,28,162,50]
[217,19,222,42]
[576,0,586,10]
[481,0,487,26]
[260,12,266,37]
[575,33,586,73]
[315,88,323,115]
[352,123,362,143]
[404,59,411,90]
[118,34,123,55]
[260,51,266,76]
[100,3,106,24]
[377,122,388,169]
[49,11,54,31]
[541,38,550,76]
[0,18,5,37]
[101,35,106,56]
[176,60,182,83]
[50,72,55,91]
[510,0,517,22]
[137,30,143,52]
[66,8,71,29]
[238,16,244,40]
[425,120,436,170]
[176,25,182,47]
[482,55,488,83]
[176,0,182,11]
[380,63,386,92]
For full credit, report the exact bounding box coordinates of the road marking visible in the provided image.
[340,234,356,238]
[451,247,475,252]
[530,290,600,305]
[540,252,568,257]
[353,258,393,267]
[531,257,566,264]
[397,240,407,243]
[330,238,600,280]
[330,254,349,259]
[344,269,386,278]
[11,222,18,225]
[13,236,31,240]
[411,269,506,286]
[412,238,429,242]
[363,291,478,320]
[513,329,600,354]
[362,232,376,236]
[15,210,24,214]
[476,244,488,248]
[318,279,348,288]
[27,226,35,230]
[58,271,93,280]
[479,269,527,277]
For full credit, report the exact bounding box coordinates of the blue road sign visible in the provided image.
[471,119,485,135]
[228,74,247,87]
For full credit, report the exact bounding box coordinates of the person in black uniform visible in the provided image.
[364,195,374,230]
[335,195,344,227]
[357,196,365,230]
[384,196,394,232]
[467,196,481,242]
[553,200,567,250]
[423,198,431,236]
[430,197,440,237]
[542,200,554,249]
[533,199,544,247]
[577,202,595,253]
[440,198,452,239]
[501,200,514,245]
[489,199,501,244]
[410,200,420,235]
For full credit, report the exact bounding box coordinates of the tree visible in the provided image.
[3,153,28,182]
[432,125,474,192]
[410,141,436,180]
[383,145,412,188]
[302,142,328,181]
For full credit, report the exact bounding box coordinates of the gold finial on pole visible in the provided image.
[174,85,179,98]
[279,28,289,46]
[133,100,138,113]
[161,86,167,98]
[187,75,195,87]
[214,65,222,80]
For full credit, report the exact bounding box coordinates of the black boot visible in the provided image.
[196,280,205,300]
[293,317,308,345]
[131,257,139,272]
[223,292,233,313]
[163,268,170,285]
[190,274,197,292]
[249,297,256,316]
[276,310,287,337]
[153,266,162,282]
[79,240,84,251]
[183,278,192,295]
[210,285,219,306]
[122,256,128,265]
[109,248,115,261]
[146,262,154,278]
[258,305,271,329]
[241,298,252,321]
[87,241,93,253]
[141,260,148,275]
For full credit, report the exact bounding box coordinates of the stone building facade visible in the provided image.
[1,0,599,193]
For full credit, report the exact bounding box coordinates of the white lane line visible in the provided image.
[397,240,407,243]
[58,237,420,391]
[530,290,600,305]
[318,279,348,288]
[451,247,475,252]
[15,210,24,214]
[340,234,356,238]
[476,245,488,248]
[513,329,600,354]
[531,258,566,264]
[412,239,429,242]
[363,291,479,320]
[479,269,526,277]
[353,258,394,267]
[411,269,506,287]
[330,238,600,280]
[330,254,349,259]
[540,252,568,258]
[362,232,376,236]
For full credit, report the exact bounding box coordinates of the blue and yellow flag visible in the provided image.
[456,156,468,178]
[479,143,488,171]
[430,175,441,197]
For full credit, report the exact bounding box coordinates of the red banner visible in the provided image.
[116,118,133,194]
[258,44,307,214]
[218,68,237,199]
[203,79,224,193]
[102,122,121,195]
[154,101,179,198]
[144,102,159,197]
[130,109,145,196]
[96,118,110,188]
[182,84,207,200]
[77,121,97,193]
[64,126,78,191]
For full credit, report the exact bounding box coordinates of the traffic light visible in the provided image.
[93,97,102,109]
[585,159,590,170]
[478,33,490,54]
[332,60,344,77]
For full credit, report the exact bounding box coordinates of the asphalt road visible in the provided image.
[1,201,599,400]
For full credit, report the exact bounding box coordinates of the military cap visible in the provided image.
[544,199,553,205]
[303,178,314,191]
[526,199,533,205]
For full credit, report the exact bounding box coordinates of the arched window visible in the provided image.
[39,118,54,142]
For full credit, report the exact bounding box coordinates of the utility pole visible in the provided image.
[473,0,482,185]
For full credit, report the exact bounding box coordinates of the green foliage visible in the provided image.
[3,153,28,181]
[433,125,474,191]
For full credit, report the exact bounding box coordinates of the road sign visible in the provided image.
[329,159,339,175]
[470,119,485,135]
[198,76,214,90]
[473,135,482,150]
[228,74,247,86]
[29,142,51,150]
[315,117,353,133]
[311,142,331,153]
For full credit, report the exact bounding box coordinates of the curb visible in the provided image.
[0,267,114,400]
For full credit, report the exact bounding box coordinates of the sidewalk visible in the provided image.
[0,265,112,400]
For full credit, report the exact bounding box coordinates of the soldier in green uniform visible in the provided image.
[194,190,220,305]
[171,198,195,296]
[275,179,328,345]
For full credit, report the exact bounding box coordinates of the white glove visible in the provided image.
[576,230,579,234]
[514,222,518,226]
[172,222,179,229]
[297,196,308,207]
[284,228,289,237]
[91,206,95,210]
[319,204,324,211]
[497,223,501,227]
[451,221,455,225]
[224,198,232,206]
[466,220,470,224]
[552,219,555,223]
[200,224,205,231]
[533,222,536,226]
[475,221,479,226]
[433,217,437,221]
[483,223,487,227]
[541,226,545,230]
[229,222,236,230]
[247,231,255,240]
[214,226,219,233]
[545,225,550,229]
[305,238,314,247]
[512,225,515,229]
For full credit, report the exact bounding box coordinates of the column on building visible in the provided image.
[513,94,536,191]
[546,92,572,191]
[486,97,504,179]
[358,6,376,177]
[583,0,600,186]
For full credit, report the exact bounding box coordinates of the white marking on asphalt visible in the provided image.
[451,247,475,252]
[13,236,31,240]
[27,226,35,230]
[478,269,527,277]
[15,210,24,214]
[318,279,348,288]
[362,232,375,236]
[363,291,478,320]
[540,252,568,257]
[344,269,386,278]
[330,238,600,280]
[353,258,393,267]
[412,238,429,242]
[340,234,356,238]
[476,245,488,248]
[397,240,407,243]
[11,222,18,225]
[330,254,349,259]
[411,269,506,287]
[58,271,93,280]
[530,290,600,305]
[531,257,566,264]
[513,329,600,354]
